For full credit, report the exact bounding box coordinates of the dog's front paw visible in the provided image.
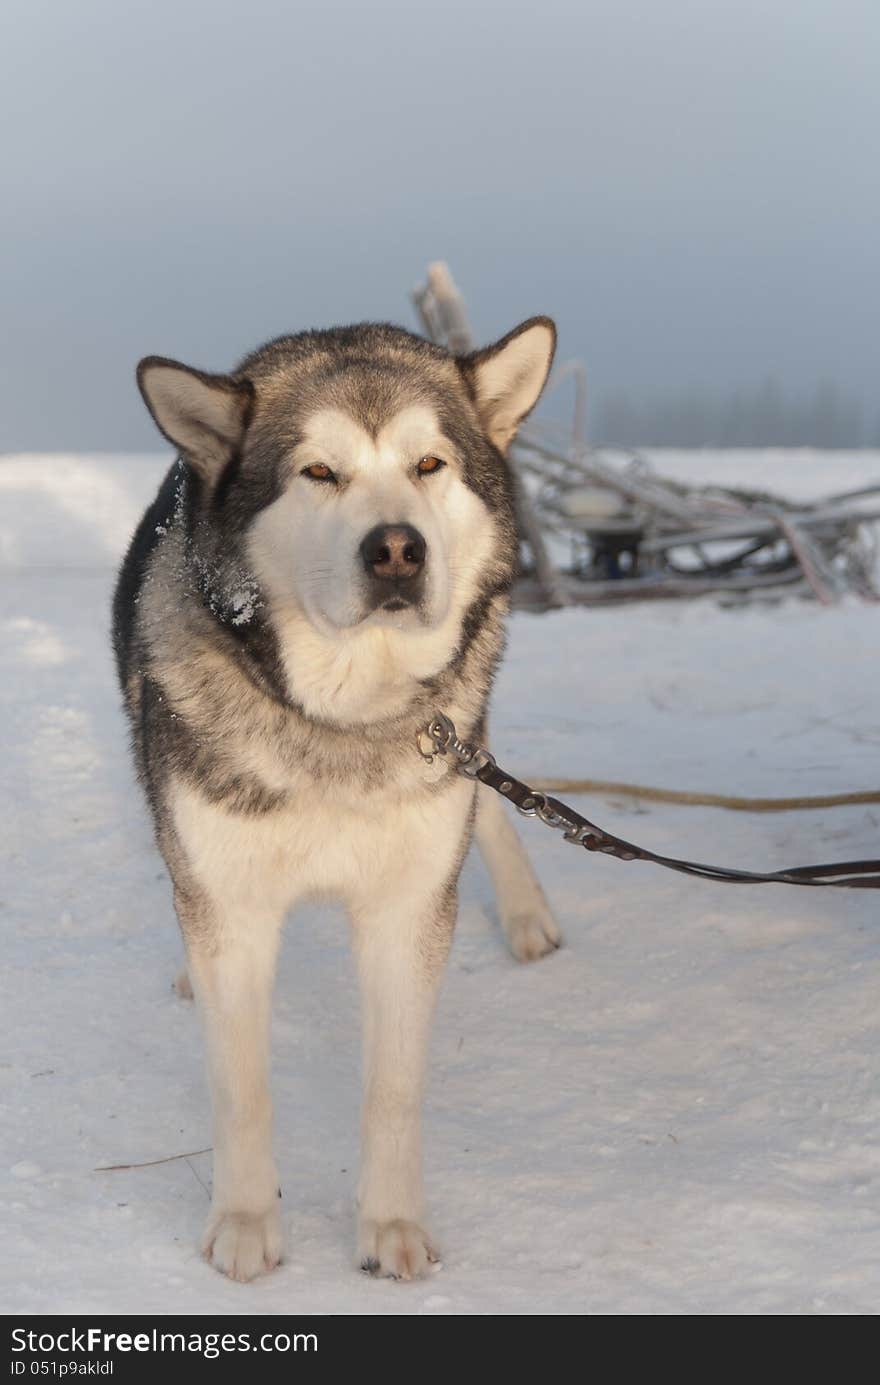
[358,1218,439,1280]
[202,1207,282,1282]
[504,906,562,962]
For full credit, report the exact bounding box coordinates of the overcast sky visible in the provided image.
[1,0,878,449]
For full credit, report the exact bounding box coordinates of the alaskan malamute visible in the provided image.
[113,317,560,1281]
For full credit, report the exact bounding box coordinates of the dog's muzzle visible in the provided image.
[360,523,426,611]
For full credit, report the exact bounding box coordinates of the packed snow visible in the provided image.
[1,450,879,1316]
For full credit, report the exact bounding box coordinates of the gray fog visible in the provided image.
[1,0,878,450]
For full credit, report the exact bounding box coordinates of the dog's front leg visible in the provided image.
[352,868,458,1280]
[178,892,284,1282]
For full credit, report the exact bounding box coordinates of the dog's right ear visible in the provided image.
[136,357,255,480]
[458,317,556,454]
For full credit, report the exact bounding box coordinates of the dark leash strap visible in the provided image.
[418,713,880,891]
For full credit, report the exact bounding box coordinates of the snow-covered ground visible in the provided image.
[2,449,879,1316]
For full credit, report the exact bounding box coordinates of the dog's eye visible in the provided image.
[303,463,336,483]
[417,455,446,476]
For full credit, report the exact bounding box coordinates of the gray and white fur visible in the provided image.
[112,317,560,1281]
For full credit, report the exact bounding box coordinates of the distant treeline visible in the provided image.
[591,380,878,448]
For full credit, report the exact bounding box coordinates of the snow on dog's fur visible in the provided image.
[112,318,560,1282]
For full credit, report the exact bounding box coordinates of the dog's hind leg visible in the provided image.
[475,786,562,961]
[351,860,461,1280]
[177,889,284,1282]
[173,966,193,1000]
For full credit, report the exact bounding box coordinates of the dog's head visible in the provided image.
[137,320,554,718]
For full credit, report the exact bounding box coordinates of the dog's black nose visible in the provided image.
[360,524,426,581]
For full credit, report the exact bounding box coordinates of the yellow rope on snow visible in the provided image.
[528,780,880,813]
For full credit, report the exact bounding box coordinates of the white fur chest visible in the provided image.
[169,752,475,920]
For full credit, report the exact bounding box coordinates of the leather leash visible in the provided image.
[418,713,880,891]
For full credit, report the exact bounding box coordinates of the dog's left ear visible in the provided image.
[136,356,255,482]
[459,316,556,453]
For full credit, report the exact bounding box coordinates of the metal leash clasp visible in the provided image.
[416,713,454,763]
[417,711,496,777]
[419,713,576,829]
